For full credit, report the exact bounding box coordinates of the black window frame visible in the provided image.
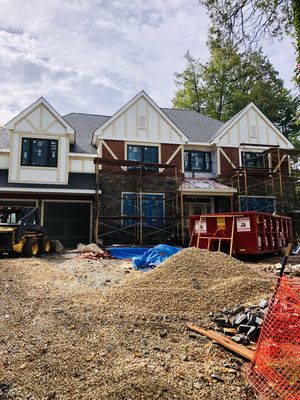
[184,150,212,172]
[241,151,266,168]
[127,144,159,171]
[21,138,58,168]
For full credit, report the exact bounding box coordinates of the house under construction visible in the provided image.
[0,92,299,247]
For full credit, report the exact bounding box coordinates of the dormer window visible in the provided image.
[21,138,58,167]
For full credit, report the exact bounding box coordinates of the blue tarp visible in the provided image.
[108,247,149,259]
[132,244,181,270]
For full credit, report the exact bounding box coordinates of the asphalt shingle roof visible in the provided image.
[0,108,224,154]
[0,127,10,149]
[63,113,110,154]
[0,170,96,190]
[161,108,223,143]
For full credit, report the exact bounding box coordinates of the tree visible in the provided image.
[173,51,204,113]
[173,41,299,139]
[199,0,300,86]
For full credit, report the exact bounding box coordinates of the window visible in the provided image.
[21,138,58,167]
[127,144,158,170]
[184,151,212,172]
[240,197,275,213]
[122,193,164,227]
[242,152,266,168]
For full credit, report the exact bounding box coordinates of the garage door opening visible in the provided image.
[43,202,91,247]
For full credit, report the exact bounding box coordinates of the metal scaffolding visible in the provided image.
[230,144,300,214]
[93,158,184,245]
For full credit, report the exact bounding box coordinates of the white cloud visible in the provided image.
[0,0,295,124]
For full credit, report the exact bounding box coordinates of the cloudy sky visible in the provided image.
[0,0,296,124]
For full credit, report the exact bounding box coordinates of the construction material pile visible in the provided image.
[209,299,269,344]
[74,243,113,260]
[105,247,272,318]
[0,248,274,400]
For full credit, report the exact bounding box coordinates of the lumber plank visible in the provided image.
[186,323,255,361]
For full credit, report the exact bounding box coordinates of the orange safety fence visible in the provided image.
[248,276,300,399]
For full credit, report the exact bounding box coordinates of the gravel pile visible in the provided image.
[0,249,273,400]
[105,248,271,317]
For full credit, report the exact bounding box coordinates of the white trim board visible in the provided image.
[211,102,293,149]
[0,198,38,206]
[5,97,75,142]
[0,187,96,194]
[69,152,96,158]
[180,189,235,196]
[93,90,189,145]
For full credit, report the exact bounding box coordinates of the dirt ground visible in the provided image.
[0,250,290,400]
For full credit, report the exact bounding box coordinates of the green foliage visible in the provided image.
[199,0,300,87]
[173,51,204,113]
[292,0,300,86]
[173,40,299,140]
[201,0,294,43]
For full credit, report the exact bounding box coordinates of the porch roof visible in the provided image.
[180,178,236,196]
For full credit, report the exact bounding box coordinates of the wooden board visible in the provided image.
[187,323,255,361]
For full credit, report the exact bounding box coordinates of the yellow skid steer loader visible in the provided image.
[0,206,50,257]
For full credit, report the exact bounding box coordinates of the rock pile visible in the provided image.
[210,299,269,344]
[265,262,300,277]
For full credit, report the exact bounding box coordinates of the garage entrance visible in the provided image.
[43,201,92,247]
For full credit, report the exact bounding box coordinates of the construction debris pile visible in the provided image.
[0,248,274,400]
[209,299,269,345]
[74,243,113,260]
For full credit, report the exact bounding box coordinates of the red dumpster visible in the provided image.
[190,212,292,256]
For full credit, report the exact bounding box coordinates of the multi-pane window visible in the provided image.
[122,193,164,227]
[242,152,266,168]
[127,144,158,170]
[21,138,58,167]
[184,151,212,172]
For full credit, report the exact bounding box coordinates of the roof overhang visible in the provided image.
[92,90,189,146]
[210,102,294,149]
[5,97,76,144]
[180,179,236,197]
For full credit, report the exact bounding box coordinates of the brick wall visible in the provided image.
[98,172,180,245]
[219,147,239,180]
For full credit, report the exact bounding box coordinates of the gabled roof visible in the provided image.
[92,90,190,145]
[62,108,223,153]
[5,97,75,143]
[162,108,223,143]
[211,102,294,148]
